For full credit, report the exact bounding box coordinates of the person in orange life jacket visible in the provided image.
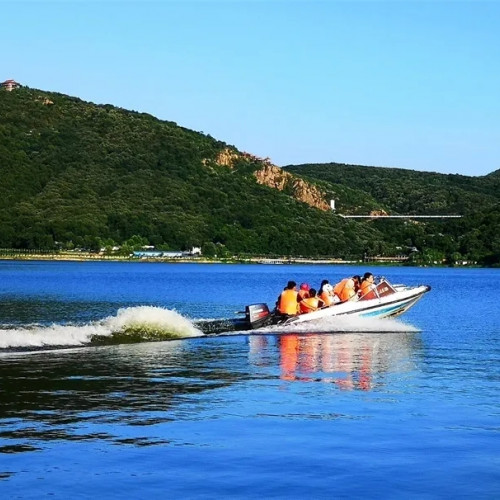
[297,283,310,302]
[277,281,299,316]
[333,275,361,302]
[318,279,329,294]
[299,288,321,314]
[317,279,331,306]
[318,283,336,306]
[354,275,361,294]
[359,272,376,299]
[347,275,361,300]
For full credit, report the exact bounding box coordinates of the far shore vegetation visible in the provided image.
[1,86,499,268]
[0,247,486,268]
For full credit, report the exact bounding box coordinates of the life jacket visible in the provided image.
[333,279,348,299]
[319,290,334,306]
[297,289,310,302]
[299,296,320,314]
[278,289,298,315]
[360,280,376,300]
[334,278,356,302]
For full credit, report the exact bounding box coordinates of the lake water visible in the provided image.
[0,261,498,498]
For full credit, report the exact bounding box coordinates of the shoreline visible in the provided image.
[0,253,359,265]
[0,253,487,268]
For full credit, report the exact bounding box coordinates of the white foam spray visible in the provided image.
[256,315,419,334]
[0,306,204,350]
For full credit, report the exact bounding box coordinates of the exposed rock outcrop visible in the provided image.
[35,96,54,106]
[213,148,240,168]
[254,164,330,211]
[203,148,275,169]
[203,148,330,211]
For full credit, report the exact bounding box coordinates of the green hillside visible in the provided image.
[0,87,380,259]
[284,162,500,265]
[1,86,498,265]
[284,162,499,215]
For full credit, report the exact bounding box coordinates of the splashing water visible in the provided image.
[0,306,204,350]
[0,305,419,351]
[255,315,419,335]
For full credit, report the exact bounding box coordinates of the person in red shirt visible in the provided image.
[297,283,310,302]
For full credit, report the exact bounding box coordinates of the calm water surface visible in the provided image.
[0,261,498,499]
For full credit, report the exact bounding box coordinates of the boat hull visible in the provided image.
[283,284,430,326]
[198,282,431,335]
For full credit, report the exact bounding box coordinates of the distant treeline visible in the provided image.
[0,86,499,266]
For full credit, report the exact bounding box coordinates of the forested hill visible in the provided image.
[284,162,499,215]
[283,162,500,265]
[0,86,380,258]
[0,86,499,266]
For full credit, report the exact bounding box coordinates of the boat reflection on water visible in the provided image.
[248,331,420,391]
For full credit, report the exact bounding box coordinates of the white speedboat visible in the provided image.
[228,278,431,331]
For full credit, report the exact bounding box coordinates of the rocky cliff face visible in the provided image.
[369,209,389,216]
[213,148,240,168]
[204,149,330,212]
[211,148,272,169]
[254,164,330,211]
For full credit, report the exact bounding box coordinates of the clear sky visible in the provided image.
[3,1,499,176]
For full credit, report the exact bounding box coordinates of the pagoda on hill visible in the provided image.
[1,79,21,91]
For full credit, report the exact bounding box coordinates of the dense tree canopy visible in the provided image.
[284,163,499,265]
[0,87,498,266]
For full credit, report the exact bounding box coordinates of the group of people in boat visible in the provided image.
[276,272,376,316]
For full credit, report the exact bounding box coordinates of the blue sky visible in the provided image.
[3,1,499,176]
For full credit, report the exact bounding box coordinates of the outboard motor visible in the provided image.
[197,303,274,335]
[245,303,273,329]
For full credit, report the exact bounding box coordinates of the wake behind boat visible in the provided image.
[199,278,430,334]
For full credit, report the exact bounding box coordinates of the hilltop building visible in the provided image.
[1,79,21,91]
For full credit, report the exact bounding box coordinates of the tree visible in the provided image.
[201,242,217,258]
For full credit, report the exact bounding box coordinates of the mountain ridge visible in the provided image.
[1,85,498,265]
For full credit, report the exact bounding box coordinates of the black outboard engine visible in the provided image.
[245,303,273,329]
[197,303,274,335]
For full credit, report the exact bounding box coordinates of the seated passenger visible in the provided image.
[319,283,336,306]
[318,279,331,303]
[299,288,321,314]
[353,275,361,294]
[297,283,310,302]
[319,279,329,291]
[333,276,361,302]
[359,272,376,300]
[277,281,299,316]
